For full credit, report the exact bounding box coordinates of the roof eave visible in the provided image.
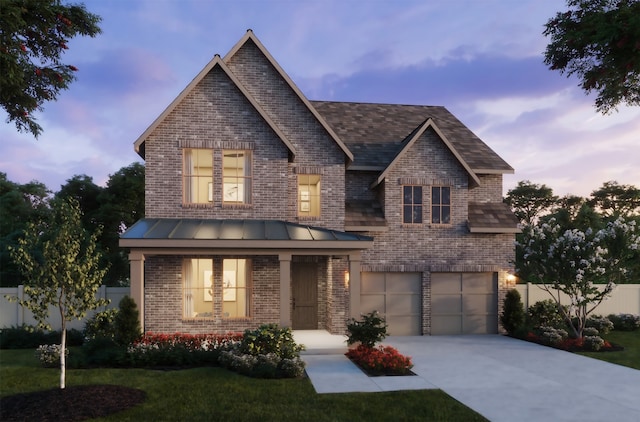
[119,238,374,249]
[468,227,521,234]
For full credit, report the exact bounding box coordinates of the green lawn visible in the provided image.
[0,349,487,422]
[577,330,640,370]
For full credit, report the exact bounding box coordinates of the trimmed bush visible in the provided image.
[346,311,388,348]
[500,289,525,335]
[527,299,567,329]
[585,315,613,335]
[114,296,142,346]
[83,309,118,341]
[0,325,83,349]
[537,326,568,346]
[583,335,605,351]
[219,324,305,378]
[607,313,640,331]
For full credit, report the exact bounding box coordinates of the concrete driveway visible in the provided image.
[302,335,640,422]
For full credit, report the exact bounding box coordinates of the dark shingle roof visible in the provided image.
[345,200,386,229]
[468,203,521,233]
[311,101,513,173]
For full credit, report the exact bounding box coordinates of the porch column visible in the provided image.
[279,253,292,327]
[129,251,145,332]
[348,252,362,319]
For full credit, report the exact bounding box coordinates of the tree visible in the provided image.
[7,197,109,389]
[97,163,145,285]
[56,174,103,226]
[518,217,639,338]
[0,0,101,137]
[543,0,640,113]
[0,173,51,286]
[506,180,558,225]
[588,180,640,218]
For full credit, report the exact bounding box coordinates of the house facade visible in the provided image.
[120,31,519,336]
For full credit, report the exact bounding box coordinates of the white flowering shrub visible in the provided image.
[539,326,568,346]
[519,217,639,338]
[583,336,605,351]
[585,315,614,335]
[582,327,599,336]
[35,344,68,368]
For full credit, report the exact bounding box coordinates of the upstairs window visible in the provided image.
[431,186,451,224]
[223,150,252,204]
[183,149,213,204]
[298,174,321,217]
[402,185,423,224]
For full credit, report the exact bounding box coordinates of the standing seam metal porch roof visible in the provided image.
[120,219,373,249]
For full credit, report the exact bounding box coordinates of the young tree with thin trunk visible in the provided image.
[6,197,108,389]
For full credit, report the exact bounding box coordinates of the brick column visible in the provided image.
[348,252,362,319]
[279,253,292,327]
[129,251,145,332]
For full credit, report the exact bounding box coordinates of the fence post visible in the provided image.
[16,284,25,326]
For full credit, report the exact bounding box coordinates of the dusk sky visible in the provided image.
[2,0,639,198]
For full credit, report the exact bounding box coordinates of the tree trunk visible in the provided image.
[60,309,66,389]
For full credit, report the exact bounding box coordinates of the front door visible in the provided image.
[292,262,318,329]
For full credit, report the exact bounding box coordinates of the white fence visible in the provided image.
[0,286,129,331]
[514,283,640,316]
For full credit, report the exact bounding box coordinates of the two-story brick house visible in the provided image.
[120,30,519,336]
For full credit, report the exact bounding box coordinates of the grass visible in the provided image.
[0,349,488,422]
[577,330,640,370]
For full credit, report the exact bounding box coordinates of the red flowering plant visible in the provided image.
[345,311,413,376]
[346,344,414,376]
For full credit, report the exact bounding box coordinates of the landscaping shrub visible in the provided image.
[583,327,599,336]
[83,337,127,366]
[346,310,388,348]
[35,344,68,368]
[527,299,567,329]
[537,326,568,346]
[585,315,613,335]
[346,344,413,376]
[583,335,605,351]
[83,309,118,341]
[127,332,242,367]
[219,324,305,378]
[500,289,525,335]
[0,325,83,349]
[114,296,141,346]
[607,313,640,331]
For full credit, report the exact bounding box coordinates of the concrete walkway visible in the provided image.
[298,334,640,422]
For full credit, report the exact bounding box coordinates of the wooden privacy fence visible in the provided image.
[0,285,129,331]
[514,283,640,316]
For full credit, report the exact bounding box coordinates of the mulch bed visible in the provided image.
[0,384,146,421]
[522,333,625,352]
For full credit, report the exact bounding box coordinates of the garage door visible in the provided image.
[431,272,498,335]
[361,272,421,335]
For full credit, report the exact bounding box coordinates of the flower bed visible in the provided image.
[346,344,414,376]
[127,332,243,367]
[523,331,624,352]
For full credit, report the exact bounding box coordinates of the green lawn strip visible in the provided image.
[577,330,640,370]
[1,349,487,422]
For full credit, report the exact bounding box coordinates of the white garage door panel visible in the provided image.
[361,272,421,336]
[431,272,498,335]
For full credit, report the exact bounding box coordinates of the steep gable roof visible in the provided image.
[374,118,482,187]
[311,101,514,174]
[223,30,353,162]
[133,52,296,159]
